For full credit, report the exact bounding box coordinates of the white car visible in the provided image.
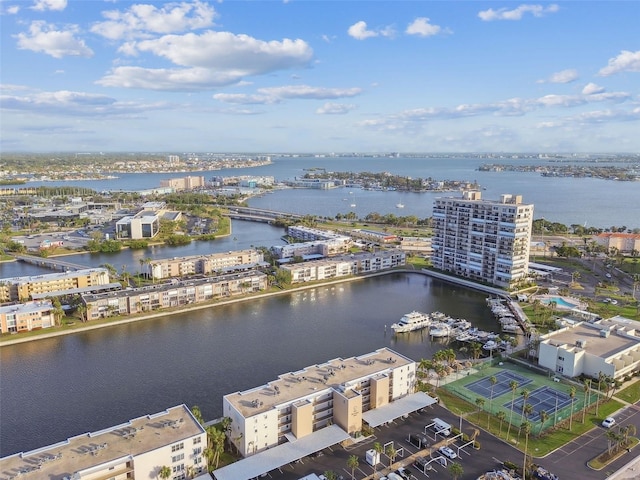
[438,446,458,459]
[602,417,616,428]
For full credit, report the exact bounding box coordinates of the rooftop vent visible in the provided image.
[600,329,610,338]
[576,339,587,348]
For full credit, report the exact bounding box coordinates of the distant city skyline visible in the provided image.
[1,1,639,153]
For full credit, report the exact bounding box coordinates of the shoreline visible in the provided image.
[0,267,512,348]
[0,270,396,347]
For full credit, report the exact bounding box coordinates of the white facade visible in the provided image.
[538,317,640,380]
[223,348,416,458]
[281,250,406,284]
[432,191,533,288]
[0,405,207,480]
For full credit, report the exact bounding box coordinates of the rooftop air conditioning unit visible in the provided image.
[576,339,587,348]
[599,329,610,338]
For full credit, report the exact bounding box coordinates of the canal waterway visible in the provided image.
[0,272,495,457]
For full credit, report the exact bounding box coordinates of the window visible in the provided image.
[171,442,184,452]
[172,453,184,463]
[193,437,201,445]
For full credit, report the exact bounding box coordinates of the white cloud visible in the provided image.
[213,93,278,105]
[15,21,93,59]
[598,50,640,76]
[582,82,605,95]
[98,31,313,91]
[538,68,578,84]
[478,4,559,21]
[6,5,20,14]
[316,102,357,115]
[347,20,394,40]
[0,88,168,117]
[405,17,445,37]
[31,0,66,11]
[257,85,362,99]
[91,0,216,40]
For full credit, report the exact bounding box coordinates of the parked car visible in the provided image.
[409,432,429,448]
[397,466,412,479]
[438,446,458,459]
[602,417,616,428]
[414,456,428,470]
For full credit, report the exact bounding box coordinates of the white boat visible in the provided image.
[429,322,451,338]
[391,311,431,333]
[482,340,500,351]
[396,203,405,208]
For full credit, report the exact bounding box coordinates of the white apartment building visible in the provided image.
[280,250,406,284]
[148,249,264,280]
[432,191,534,288]
[287,225,346,242]
[271,237,352,259]
[538,316,640,380]
[0,404,207,480]
[216,348,435,480]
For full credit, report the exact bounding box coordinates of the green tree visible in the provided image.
[521,421,532,480]
[385,444,397,467]
[582,379,591,423]
[497,410,507,437]
[475,397,486,423]
[190,405,204,426]
[323,471,337,480]
[158,465,172,480]
[569,386,576,431]
[538,410,549,436]
[372,441,383,477]
[347,454,359,480]
[520,389,531,423]
[506,380,519,439]
[449,461,464,480]
[488,375,498,426]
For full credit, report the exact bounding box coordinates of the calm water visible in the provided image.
[0,272,494,456]
[23,156,640,228]
[0,220,286,279]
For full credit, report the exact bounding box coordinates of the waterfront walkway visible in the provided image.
[13,254,87,272]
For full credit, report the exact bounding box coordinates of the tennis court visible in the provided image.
[505,385,573,422]
[466,369,532,399]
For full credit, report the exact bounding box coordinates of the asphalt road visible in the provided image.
[253,398,639,480]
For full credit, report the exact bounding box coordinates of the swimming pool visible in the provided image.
[540,296,579,309]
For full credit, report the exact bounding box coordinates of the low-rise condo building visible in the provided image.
[216,348,435,480]
[432,191,534,288]
[147,249,264,280]
[538,316,640,380]
[0,300,55,334]
[82,270,267,319]
[594,232,640,253]
[0,268,110,303]
[0,404,207,480]
[280,250,406,283]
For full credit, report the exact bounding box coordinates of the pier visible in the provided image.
[225,207,304,224]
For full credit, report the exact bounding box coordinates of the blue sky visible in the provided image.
[1,1,639,153]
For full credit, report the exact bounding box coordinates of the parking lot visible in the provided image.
[246,404,526,480]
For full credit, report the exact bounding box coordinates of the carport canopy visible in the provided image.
[212,424,350,480]
[362,392,437,428]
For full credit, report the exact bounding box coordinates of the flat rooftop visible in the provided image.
[545,322,639,358]
[225,348,413,417]
[0,405,204,480]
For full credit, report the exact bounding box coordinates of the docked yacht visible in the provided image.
[429,322,451,338]
[391,311,431,333]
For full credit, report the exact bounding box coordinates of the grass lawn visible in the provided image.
[615,379,640,404]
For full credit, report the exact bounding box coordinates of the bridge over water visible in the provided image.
[225,207,304,223]
[14,255,88,272]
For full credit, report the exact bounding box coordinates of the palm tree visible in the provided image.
[385,444,397,467]
[470,341,483,360]
[488,375,498,426]
[190,405,204,426]
[538,410,549,436]
[521,421,532,480]
[347,454,359,480]
[520,389,531,423]
[372,441,383,477]
[582,379,591,423]
[323,471,337,480]
[449,461,464,480]
[569,386,576,431]
[497,411,507,437]
[75,304,87,323]
[158,466,172,480]
[506,380,519,439]
[597,371,607,415]
[523,403,534,423]
[475,397,486,423]
[606,429,619,455]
